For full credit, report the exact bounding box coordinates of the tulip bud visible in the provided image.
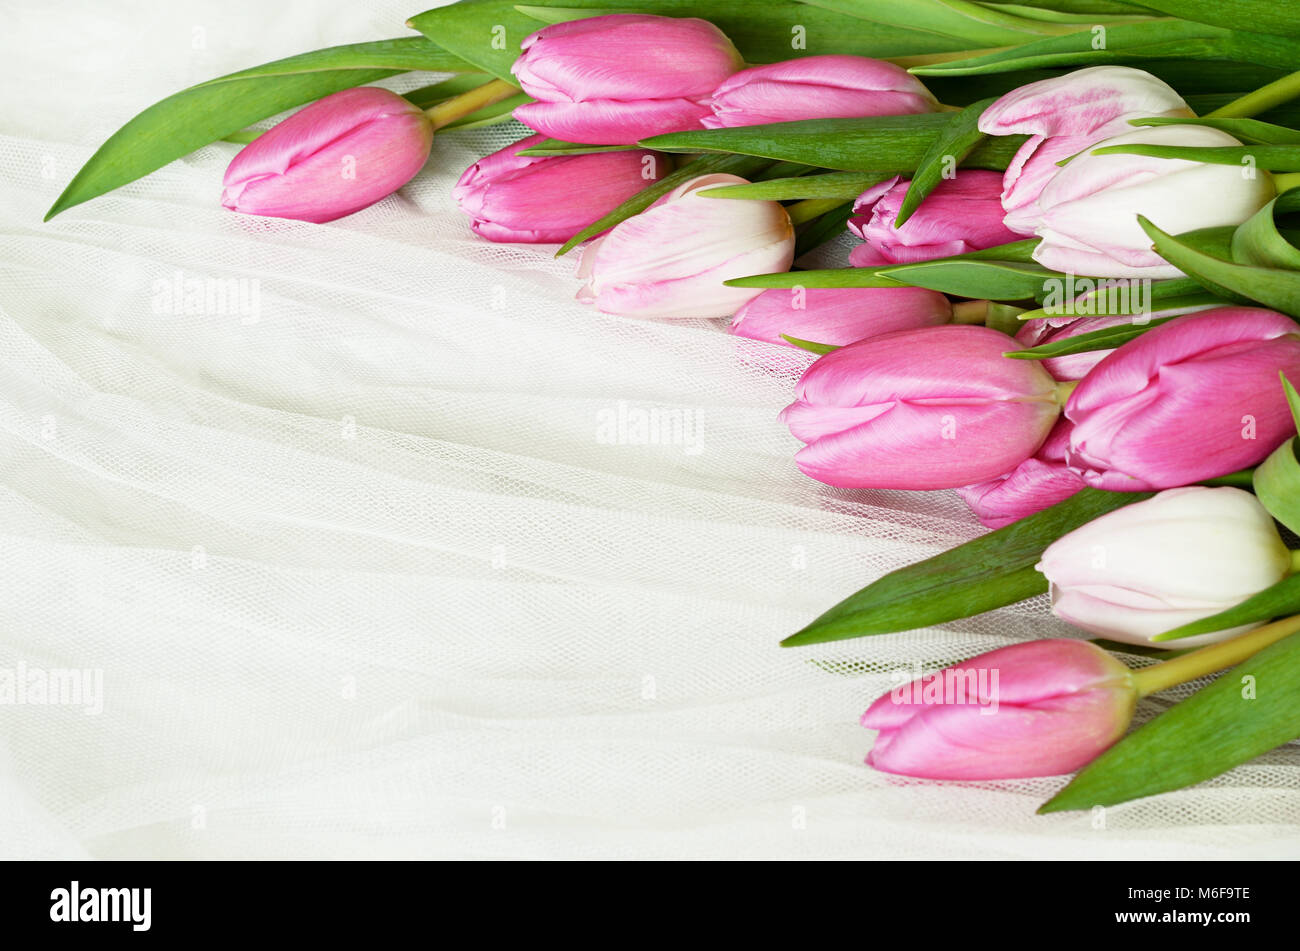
[863,639,1136,779]
[1033,124,1275,278]
[702,55,938,129]
[453,133,665,243]
[729,285,953,348]
[848,171,1021,267]
[978,65,1194,233]
[1065,307,1300,489]
[511,14,743,145]
[576,173,794,319]
[222,87,434,224]
[957,419,1086,528]
[1014,314,1138,382]
[782,325,1061,489]
[1037,486,1293,647]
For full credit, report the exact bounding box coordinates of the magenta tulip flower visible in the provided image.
[782,325,1062,490]
[511,14,743,145]
[957,420,1086,529]
[1065,307,1300,490]
[978,66,1193,233]
[702,55,938,128]
[222,87,434,224]
[576,173,794,319]
[730,285,952,348]
[848,171,1022,267]
[863,639,1137,780]
[453,133,665,243]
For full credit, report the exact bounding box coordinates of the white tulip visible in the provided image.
[1032,124,1275,279]
[1036,486,1292,647]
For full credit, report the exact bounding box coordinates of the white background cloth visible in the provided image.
[1,0,1297,859]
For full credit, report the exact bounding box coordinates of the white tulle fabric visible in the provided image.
[1,0,1297,859]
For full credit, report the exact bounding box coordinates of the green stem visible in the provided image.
[1273,172,1300,193]
[425,78,518,130]
[951,300,989,324]
[1290,549,1300,574]
[1053,379,1079,405]
[787,198,845,226]
[1131,613,1300,697]
[1206,69,1300,119]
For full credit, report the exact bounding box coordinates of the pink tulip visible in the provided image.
[702,55,938,128]
[957,419,1086,528]
[978,66,1193,233]
[848,171,1021,267]
[863,639,1136,780]
[729,286,952,348]
[782,325,1062,489]
[1066,307,1300,490]
[222,87,434,224]
[511,14,743,145]
[576,173,794,319]
[452,133,665,243]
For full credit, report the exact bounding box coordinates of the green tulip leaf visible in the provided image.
[1129,116,1300,145]
[1004,314,1186,360]
[1252,377,1300,536]
[1138,216,1300,317]
[1230,190,1300,270]
[896,97,997,227]
[555,153,773,256]
[910,22,1300,77]
[780,336,839,355]
[724,238,1041,289]
[794,201,857,258]
[698,172,890,201]
[641,115,1027,173]
[1040,629,1300,812]
[1152,571,1300,642]
[782,488,1150,647]
[45,37,474,220]
[880,259,1069,300]
[1088,143,1300,170]
[1124,0,1300,38]
[516,139,641,156]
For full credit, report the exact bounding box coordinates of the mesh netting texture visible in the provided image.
[1,0,1297,858]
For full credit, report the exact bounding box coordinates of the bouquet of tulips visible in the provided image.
[49,0,1300,814]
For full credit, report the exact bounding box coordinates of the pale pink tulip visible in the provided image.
[978,66,1193,233]
[1033,124,1274,278]
[957,419,1086,528]
[1066,308,1300,490]
[453,133,665,243]
[848,171,1020,267]
[222,87,434,224]
[730,286,952,348]
[702,55,938,128]
[1037,487,1292,648]
[782,325,1061,489]
[576,173,794,318]
[511,14,743,145]
[864,639,1136,779]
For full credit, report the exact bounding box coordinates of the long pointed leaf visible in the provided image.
[783,488,1148,647]
[46,37,471,220]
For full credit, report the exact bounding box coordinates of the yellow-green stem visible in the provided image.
[1290,549,1300,573]
[1053,379,1079,405]
[1206,68,1300,119]
[787,198,844,226]
[951,300,989,324]
[425,78,518,130]
[1132,613,1300,697]
[1273,172,1300,194]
